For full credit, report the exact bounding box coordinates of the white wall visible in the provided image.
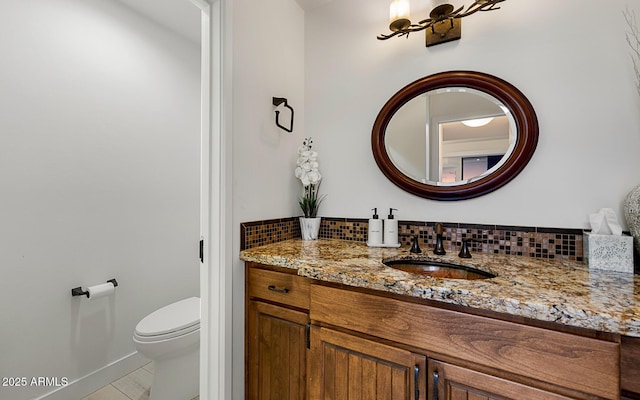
[230,0,306,397]
[0,1,200,399]
[305,0,640,229]
[231,1,306,223]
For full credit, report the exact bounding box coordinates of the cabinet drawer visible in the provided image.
[248,267,310,310]
[311,284,620,399]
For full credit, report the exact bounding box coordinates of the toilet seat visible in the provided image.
[135,297,200,342]
[134,323,199,342]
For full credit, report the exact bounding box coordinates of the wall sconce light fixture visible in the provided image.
[272,97,294,133]
[378,0,506,47]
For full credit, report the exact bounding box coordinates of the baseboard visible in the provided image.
[35,352,149,400]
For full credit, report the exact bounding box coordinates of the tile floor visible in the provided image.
[81,363,199,400]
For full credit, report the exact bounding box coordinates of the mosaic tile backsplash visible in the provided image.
[241,217,589,262]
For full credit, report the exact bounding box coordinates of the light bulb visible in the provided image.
[389,0,411,31]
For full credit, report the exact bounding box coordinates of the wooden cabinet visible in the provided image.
[247,301,308,400]
[309,326,426,400]
[246,263,630,400]
[622,336,640,398]
[246,263,311,400]
[428,360,574,400]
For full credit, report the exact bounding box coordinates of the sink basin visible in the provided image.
[383,259,495,280]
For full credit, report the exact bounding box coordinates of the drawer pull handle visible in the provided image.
[414,365,420,400]
[433,370,439,400]
[268,285,289,294]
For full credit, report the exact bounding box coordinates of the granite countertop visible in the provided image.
[240,239,640,337]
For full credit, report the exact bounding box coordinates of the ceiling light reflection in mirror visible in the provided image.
[384,87,516,185]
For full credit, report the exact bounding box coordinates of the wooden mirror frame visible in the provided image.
[372,71,539,201]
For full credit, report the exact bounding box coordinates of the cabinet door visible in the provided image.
[309,326,427,400]
[247,300,309,400]
[429,360,575,400]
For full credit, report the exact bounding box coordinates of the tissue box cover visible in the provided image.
[583,232,633,273]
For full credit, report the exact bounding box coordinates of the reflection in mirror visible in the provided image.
[385,88,516,185]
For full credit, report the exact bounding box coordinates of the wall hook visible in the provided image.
[272,97,294,133]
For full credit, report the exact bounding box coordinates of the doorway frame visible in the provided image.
[191,0,231,399]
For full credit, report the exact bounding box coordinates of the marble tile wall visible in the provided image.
[241,217,586,262]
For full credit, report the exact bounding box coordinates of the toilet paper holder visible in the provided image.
[71,279,118,298]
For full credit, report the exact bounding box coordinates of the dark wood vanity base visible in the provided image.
[246,262,640,400]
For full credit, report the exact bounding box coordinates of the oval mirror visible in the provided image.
[372,71,538,200]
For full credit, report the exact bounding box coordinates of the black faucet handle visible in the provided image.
[458,238,476,258]
[410,236,422,254]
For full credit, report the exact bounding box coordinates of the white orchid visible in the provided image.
[307,170,322,185]
[295,137,326,218]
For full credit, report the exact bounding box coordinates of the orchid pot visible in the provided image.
[299,217,321,240]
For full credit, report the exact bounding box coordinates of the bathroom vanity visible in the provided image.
[241,239,640,400]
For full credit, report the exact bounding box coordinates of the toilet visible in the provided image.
[133,297,200,400]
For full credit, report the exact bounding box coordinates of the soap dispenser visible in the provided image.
[368,208,383,246]
[383,208,398,246]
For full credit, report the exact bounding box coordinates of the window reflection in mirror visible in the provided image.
[384,87,516,185]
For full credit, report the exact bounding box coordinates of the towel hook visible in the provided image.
[272,97,294,133]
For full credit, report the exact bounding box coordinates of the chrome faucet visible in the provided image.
[433,223,446,255]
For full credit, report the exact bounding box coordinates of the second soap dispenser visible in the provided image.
[384,208,398,246]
